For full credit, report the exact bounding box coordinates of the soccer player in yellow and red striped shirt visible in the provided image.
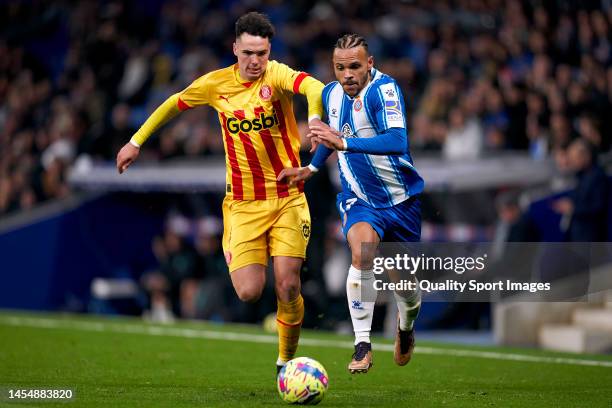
[116,12,324,374]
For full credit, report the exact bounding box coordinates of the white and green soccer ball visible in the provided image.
[277,357,329,405]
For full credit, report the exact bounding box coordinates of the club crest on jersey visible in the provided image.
[341,123,354,137]
[353,98,363,111]
[259,85,272,100]
[301,220,311,240]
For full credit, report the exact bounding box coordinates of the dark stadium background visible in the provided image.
[1,0,611,353]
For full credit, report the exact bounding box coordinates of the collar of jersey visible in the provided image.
[233,64,256,88]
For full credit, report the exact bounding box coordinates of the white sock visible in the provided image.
[346,265,378,345]
[393,282,421,331]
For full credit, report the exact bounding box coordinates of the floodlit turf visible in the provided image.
[1,312,611,407]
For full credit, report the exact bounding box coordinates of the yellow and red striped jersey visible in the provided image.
[178,60,322,200]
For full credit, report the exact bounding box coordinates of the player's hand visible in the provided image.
[277,166,314,187]
[308,134,320,153]
[308,118,325,153]
[116,142,140,174]
[309,123,345,151]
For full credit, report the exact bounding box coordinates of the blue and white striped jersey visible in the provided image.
[320,68,424,208]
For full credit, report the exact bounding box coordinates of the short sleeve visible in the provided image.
[178,73,213,109]
[370,81,406,131]
[270,61,310,94]
[322,83,331,116]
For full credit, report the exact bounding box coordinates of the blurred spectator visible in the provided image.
[491,191,539,261]
[483,88,509,150]
[443,106,483,160]
[85,103,136,160]
[141,218,198,321]
[577,113,607,152]
[501,82,528,150]
[190,217,232,321]
[526,114,549,160]
[549,113,576,151]
[552,138,610,241]
[548,141,576,191]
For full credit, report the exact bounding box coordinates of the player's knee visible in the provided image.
[351,248,374,270]
[235,285,263,303]
[275,277,300,300]
[348,232,378,269]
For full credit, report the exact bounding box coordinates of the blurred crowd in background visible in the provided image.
[1,0,611,325]
[1,0,612,216]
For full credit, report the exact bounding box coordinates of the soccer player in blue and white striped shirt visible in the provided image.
[279,34,424,373]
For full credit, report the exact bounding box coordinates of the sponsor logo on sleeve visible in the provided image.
[384,100,402,120]
[384,88,396,98]
[380,83,404,126]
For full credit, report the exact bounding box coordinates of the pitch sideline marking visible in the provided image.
[1,315,612,368]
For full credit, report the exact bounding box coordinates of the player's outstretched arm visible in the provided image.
[340,127,407,154]
[299,76,324,123]
[278,133,335,187]
[115,94,183,174]
[310,122,407,155]
[309,123,345,151]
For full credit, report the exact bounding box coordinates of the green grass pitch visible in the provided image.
[1,311,611,407]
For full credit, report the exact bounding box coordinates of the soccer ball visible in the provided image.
[263,312,277,333]
[277,357,329,405]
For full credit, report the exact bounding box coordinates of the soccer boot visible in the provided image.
[394,316,415,366]
[348,341,373,373]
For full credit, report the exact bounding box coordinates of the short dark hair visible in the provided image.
[235,12,275,39]
[335,34,368,51]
